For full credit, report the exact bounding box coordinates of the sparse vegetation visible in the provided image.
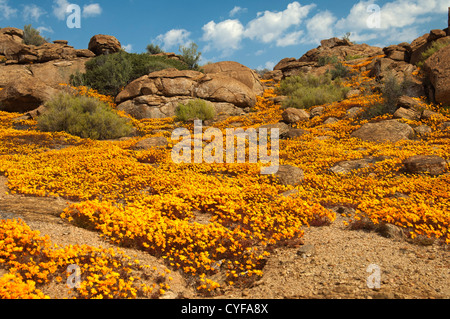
[175,99,216,122]
[70,51,188,96]
[22,24,49,46]
[146,43,164,55]
[37,92,133,140]
[416,38,450,68]
[318,55,339,66]
[277,73,350,109]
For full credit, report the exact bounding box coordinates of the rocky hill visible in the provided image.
[0,20,449,300]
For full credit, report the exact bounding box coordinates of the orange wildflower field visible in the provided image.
[0,61,448,299]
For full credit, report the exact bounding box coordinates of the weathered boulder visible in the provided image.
[423,44,450,106]
[350,120,415,143]
[116,68,257,119]
[393,107,421,121]
[272,165,305,187]
[88,34,121,56]
[282,108,309,124]
[202,61,264,96]
[403,155,447,175]
[258,123,290,138]
[0,76,58,113]
[329,156,389,175]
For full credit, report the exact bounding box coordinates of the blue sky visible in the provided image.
[1,0,448,69]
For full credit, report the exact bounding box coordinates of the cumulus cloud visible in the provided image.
[156,29,192,50]
[37,26,54,35]
[305,10,337,44]
[53,0,70,20]
[83,3,102,18]
[202,19,245,54]
[0,0,17,20]
[244,2,315,43]
[229,6,247,17]
[23,4,46,22]
[122,44,133,53]
[276,30,305,47]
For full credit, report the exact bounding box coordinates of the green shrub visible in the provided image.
[146,43,164,55]
[277,73,350,109]
[329,62,354,80]
[345,55,364,61]
[23,24,49,46]
[175,99,216,122]
[416,38,450,68]
[70,51,189,96]
[359,74,413,120]
[37,93,133,140]
[318,55,338,66]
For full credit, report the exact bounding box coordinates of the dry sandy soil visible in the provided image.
[0,176,448,299]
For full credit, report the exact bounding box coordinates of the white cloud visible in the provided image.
[37,26,54,35]
[156,29,192,50]
[276,30,304,47]
[243,2,315,43]
[305,10,337,44]
[0,0,17,19]
[202,19,244,54]
[122,44,133,53]
[229,6,247,17]
[53,0,70,20]
[336,0,449,32]
[83,3,102,18]
[23,4,46,22]
[257,61,276,71]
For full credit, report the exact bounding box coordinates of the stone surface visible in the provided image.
[423,44,450,106]
[134,136,169,149]
[273,165,305,187]
[282,108,310,124]
[403,155,447,175]
[393,107,421,121]
[329,157,389,175]
[88,34,121,56]
[351,120,415,143]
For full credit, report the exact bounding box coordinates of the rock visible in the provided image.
[421,109,442,121]
[297,244,316,258]
[286,128,309,139]
[262,70,283,82]
[282,108,310,124]
[403,155,447,175]
[428,29,447,42]
[324,117,339,125]
[393,107,421,121]
[202,61,264,96]
[258,123,290,138]
[346,89,361,99]
[410,33,431,65]
[134,136,169,149]
[310,106,325,118]
[423,44,450,106]
[0,76,58,113]
[116,69,258,119]
[53,40,69,45]
[397,96,423,111]
[414,125,432,135]
[440,122,450,130]
[329,156,388,175]
[376,223,406,240]
[345,107,363,119]
[76,49,96,58]
[273,165,305,187]
[383,45,408,62]
[351,120,415,143]
[19,104,48,120]
[88,34,121,56]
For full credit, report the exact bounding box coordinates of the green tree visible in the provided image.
[179,42,202,70]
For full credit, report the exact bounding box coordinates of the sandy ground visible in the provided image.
[0,176,448,299]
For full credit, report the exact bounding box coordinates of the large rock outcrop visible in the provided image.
[423,44,450,106]
[202,61,264,96]
[115,68,257,119]
[350,120,415,143]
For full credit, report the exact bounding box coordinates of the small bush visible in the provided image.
[318,55,339,66]
[416,38,450,68]
[37,93,133,140]
[23,24,49,46]
[329,62,353,80]
[277,73,350,109]
[146,43,164,55]
[175,99,216,122]
[70,51,189,96]
[345,55,364,61]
